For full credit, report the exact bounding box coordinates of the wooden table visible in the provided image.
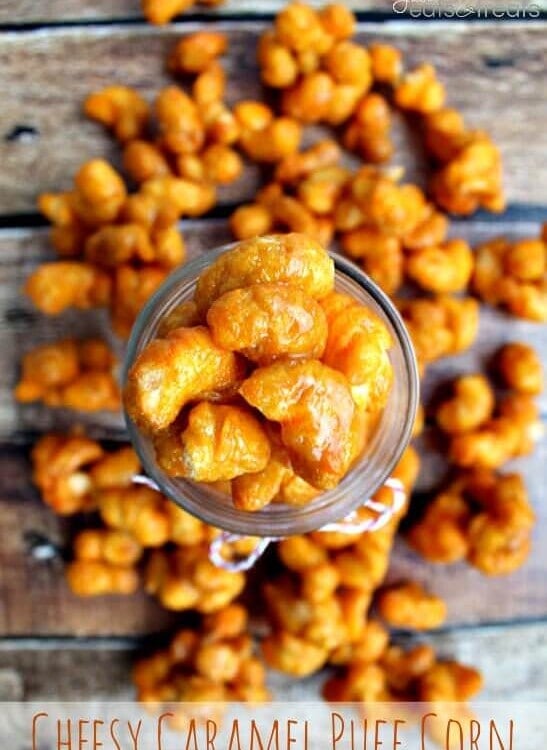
[0,0,546,701]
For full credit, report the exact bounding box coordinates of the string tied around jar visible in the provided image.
[129,474,406,573]
[209,476,405,571]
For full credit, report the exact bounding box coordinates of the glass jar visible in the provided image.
[122,244,419,538]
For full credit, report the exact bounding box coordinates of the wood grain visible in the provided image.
[2,0,546,24]
[0,622,545,700]
[1,22,546,215]
[0,0,387,25]
[1,217,545,440]
[0,448,177,637]
[0,217,545,635]
[1,438,544,636]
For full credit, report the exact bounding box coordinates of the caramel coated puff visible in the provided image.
[380,644,436,693]
[192,61,226,107]
[274,1,332,54]
[407,491,472,565]
[281,72,335,124]
[98,485,171,547]
[495,342,544,395]
[145,545,245,613]
[258,32,299,89]
[320,291,393,412]
[207,282,328,365]
[155,86,204,156]
[340,168,429,238]
[398,296,479,370]
[323,41,371,89]
[229,204,274,240]
[84,86,150,142]
[472,235,546,322]
[465,472,535,576]
[72,160,127,226]
[123,141,172,184]
[324,664,390,703]
[318,4,356,40]
[193,233,335,314]
[376,582,447,631]
[276,469,321,505]
[262,631,330,679]
[240,359,355,490]
[449,416,533,469]
[297,166,350,216]
[343,93,393,164]
[239,117,302,163]
[32,433,104,515]
[15,339,79,404]
[431,136,505,216]
[142,176,216,218]
[423,107,467,163]
[403,206,449,251]
[263,578,349,652]
[134,604,269,708]
[408,470,535,575]
[231,426,321,510]
[110,265,168,340]
[89,446,141,489]
[73,528,143,566]
[436,374,495,435]
[231,441,290,512]
[25,262,111,315]
[369,43,402,86]
[168,31,227,74]
[275,139,341,184]
[124,326,245,433]
[418,661,483,702]
[155,402,271,482]
[394,63,446,114]
[341,227,403,296]
[405,238,474,294]
[142,0,195,24]
[85,222,184,270]
[66,559,140,596]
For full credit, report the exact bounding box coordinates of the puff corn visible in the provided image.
[124,233,394,504]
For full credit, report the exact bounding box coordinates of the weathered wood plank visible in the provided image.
[1,436,544,636]
[2,0,546,24]
[1,22,546,215]
[3,0,372,25]
[0,0,384,25]
[386,430,547,623]
[0,216,545,635]
[0,622,545,700]
[0,448,177,636]
[0,217,545,441]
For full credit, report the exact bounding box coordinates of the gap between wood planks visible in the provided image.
[0,622,546,702]
[1,615,547,650]
[1,12,546,33]
[1,203,547,231]
[2,21,546,212]
[0,214,545,635]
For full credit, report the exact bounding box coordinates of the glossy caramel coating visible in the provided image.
[124,326,245,433]
[321,291,393,412]
[240,359,355,489]
[194,233,334,314]
[207,282,328,364]
[155,402,271,482]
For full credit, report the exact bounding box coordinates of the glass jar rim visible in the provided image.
[122,244,420,537]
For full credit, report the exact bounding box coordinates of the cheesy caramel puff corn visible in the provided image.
[123,233,394,509]
[15,338,120,411]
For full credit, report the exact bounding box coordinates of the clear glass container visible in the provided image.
[122,244,420,537]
